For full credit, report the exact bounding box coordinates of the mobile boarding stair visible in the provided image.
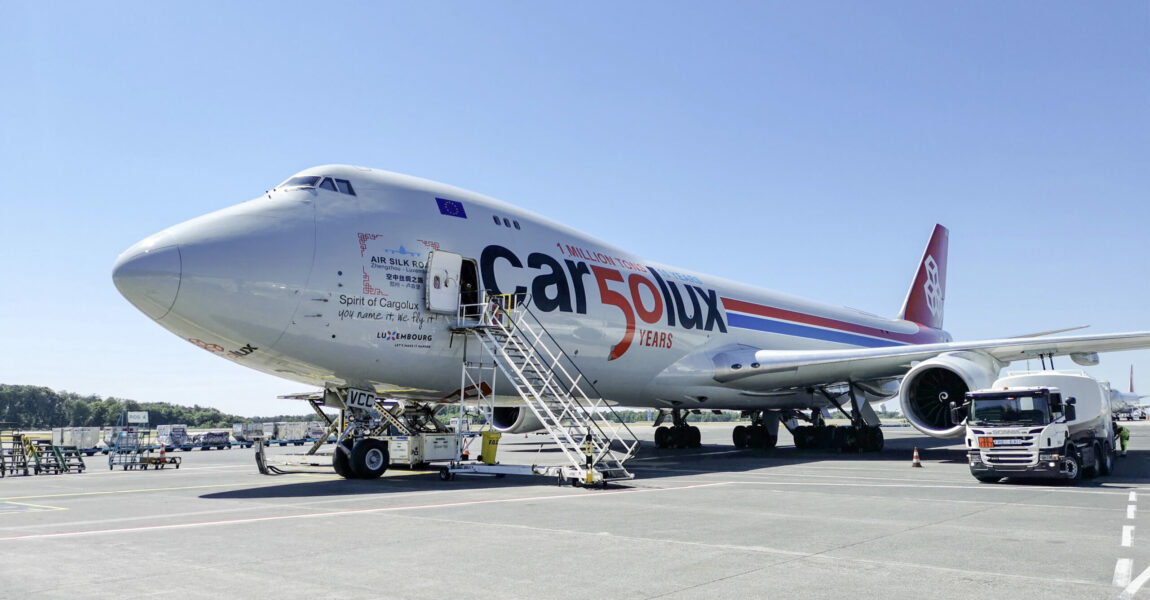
[0,428,85,476]
[27,439,85,474]
[446,294,640,487]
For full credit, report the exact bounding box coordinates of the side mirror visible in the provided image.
[1065,405,1077,422]
[949,401,968,424]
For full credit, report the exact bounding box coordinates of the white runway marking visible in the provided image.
[1115,559,1133,587]
[1123,526,1135,548]
[1120,564,1150,599]
[1132,492,1139,502]
[1129,505,1137,520]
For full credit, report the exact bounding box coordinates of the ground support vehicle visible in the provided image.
[1116,407,1146,421]
[137,450,181,469]
[52,427,101,456]
[156,424,194,451]
[954,371,1115,484]
[269,422,309,446]
[232,423,262,448]
[194,431,231,450]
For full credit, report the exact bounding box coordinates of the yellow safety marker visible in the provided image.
[2,501,67,512]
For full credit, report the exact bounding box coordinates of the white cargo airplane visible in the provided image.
[113,165,1150,463]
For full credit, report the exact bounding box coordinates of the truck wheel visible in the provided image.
[1061,449,1081,483]
[1100,443,1113,476]
[1087,444,1103,478]
[350,439,388,479]
[975,475,1001,483]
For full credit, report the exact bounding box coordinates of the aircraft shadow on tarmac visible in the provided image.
[200,436,1150,500]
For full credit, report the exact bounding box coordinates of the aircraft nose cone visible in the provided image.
[113,240,182,321]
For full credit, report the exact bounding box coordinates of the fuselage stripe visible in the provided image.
[721,297,944,345]
[724,313,902,348]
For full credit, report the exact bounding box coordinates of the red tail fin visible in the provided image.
[899,224,948,330]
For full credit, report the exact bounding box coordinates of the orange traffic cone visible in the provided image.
[911,446,922,468]
[160,445,166,464]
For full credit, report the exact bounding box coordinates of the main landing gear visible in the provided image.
[653,409,701,449]
[787,386,884,453]
[732,410,778,449]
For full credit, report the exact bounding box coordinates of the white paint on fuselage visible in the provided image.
[115,165,945,410]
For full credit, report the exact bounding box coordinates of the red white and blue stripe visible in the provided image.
[722,297,946,348]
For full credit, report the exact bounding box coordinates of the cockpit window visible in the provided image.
[335,179,356,195]
[277,175,357,195]
[280,175,321,189]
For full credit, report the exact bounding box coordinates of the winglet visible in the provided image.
[898,224,948,330]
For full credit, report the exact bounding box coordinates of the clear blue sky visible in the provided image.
[2,3,1147,416]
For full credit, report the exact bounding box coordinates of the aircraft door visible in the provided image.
[425,250,464,314]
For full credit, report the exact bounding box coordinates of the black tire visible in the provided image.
[732,425,748,449]
[1062,448,1081,483]
[975,475,1002,483]
[654,426,669,448]
[747,426,765,448]
[762,434,777,450]
[793,426,809,449]
[1087,444,1103,478]
[871,427,884,452]
[1101,443,1114,476]
[687,426,701,448]
[440,467,452,481]
[350,439,388,479]
[332,440,355,479]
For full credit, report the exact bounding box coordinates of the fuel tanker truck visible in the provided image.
[951,371,1115,483]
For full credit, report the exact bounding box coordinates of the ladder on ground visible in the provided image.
[455,294,639,484]
[1,431,32,476]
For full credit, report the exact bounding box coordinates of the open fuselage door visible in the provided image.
[425,250,463,314]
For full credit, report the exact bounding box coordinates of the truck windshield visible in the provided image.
[970,395,1052,426]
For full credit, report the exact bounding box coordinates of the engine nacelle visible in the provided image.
[490,406,545,434]
[899,351,1003,438]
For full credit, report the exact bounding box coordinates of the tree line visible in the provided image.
[0,384,314,429]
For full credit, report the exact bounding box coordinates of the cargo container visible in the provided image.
[51,427,101,456]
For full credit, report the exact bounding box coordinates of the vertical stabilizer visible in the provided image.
[898,224,949,330]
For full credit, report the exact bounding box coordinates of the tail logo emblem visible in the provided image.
[923,255,943,318]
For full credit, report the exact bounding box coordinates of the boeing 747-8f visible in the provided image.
[112,165,1150,474]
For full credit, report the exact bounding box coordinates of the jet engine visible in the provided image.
[899,351,1003,438]
[490,406,544,434]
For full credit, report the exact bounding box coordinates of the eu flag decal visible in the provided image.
[436,197,468,219]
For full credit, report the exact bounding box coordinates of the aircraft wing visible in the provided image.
[714,331,1150,387]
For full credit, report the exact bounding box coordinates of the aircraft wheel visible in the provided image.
[332,439,355,479]
[796,426,808,448]
[654,426,669,448]
[688,426,701,448]
[732,425,748,449]
[762,434,777,450]
[351,439,389,479]
[871,427,885,452]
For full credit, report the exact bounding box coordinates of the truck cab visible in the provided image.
[955,371,1115,483]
